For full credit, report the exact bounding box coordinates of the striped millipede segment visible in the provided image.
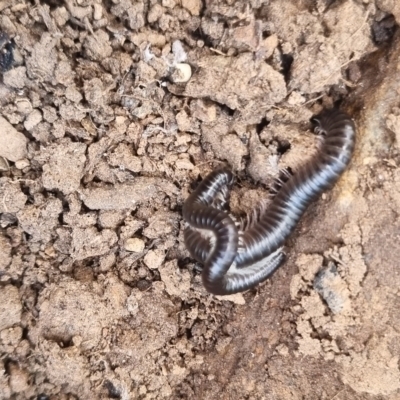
[183,109,356,295]
[182,169,239,295]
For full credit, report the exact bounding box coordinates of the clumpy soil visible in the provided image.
[0,0,400,399]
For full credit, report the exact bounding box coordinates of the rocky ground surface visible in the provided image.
[0,0,400,399]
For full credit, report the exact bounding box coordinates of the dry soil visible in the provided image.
[0,0,400,399]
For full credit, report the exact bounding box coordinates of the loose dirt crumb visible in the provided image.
[40,139,87,194]
[0,179,27,213]
[80,178,178,210]
[0,285,22,331]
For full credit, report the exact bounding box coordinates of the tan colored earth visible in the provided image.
[0,0,400,399]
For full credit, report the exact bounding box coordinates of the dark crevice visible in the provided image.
[220,103,235,117]
[104,380,121,399]
[280,53,294,82]
[372,14,397,45]
[39,0,64,9]
[256,117,270,134]
[276,140,291,155]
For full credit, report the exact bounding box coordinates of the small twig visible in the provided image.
[300,93,325,107]
[329,389,345,400]
[210,47,228,56]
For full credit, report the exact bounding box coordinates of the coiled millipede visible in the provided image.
[183,109,356,295]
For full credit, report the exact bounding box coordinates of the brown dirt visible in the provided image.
[0,0,400,399]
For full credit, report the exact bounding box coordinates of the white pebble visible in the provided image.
[0,116,27,162]
[125,238,145,253]
[15,159,30,170]
[171,63,192,83]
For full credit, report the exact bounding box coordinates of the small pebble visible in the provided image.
[171,63,192,83]
[125,238,145,252]
[24,109,42,131]
[144,249,165,269]
[93,3,103,20]
[15,159,29,169]
[0,116,27,162]
[16,99,33,115]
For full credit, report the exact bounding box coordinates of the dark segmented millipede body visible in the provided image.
[183,168,285,295]
[235,109,356,267]
[183,109,356,295]
[182,169,239,295]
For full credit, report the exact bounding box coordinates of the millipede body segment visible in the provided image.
[183,109,356,295]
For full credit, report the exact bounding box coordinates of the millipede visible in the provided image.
[183,108,356,295]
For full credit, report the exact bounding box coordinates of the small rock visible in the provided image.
[171,63,192,83]
[93,3,103,20]
[0,116,27,162]
[215,336,232,354]
[16,99,33,115]
[42,106,58,123]
[144,249,165,269]
[24,109,42,131]
[0,326,23,349]
[3,66,27,89]
[181,0,202,16]
[14,159,29,170]
[125,238,145,253]
[0,179,27,213]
